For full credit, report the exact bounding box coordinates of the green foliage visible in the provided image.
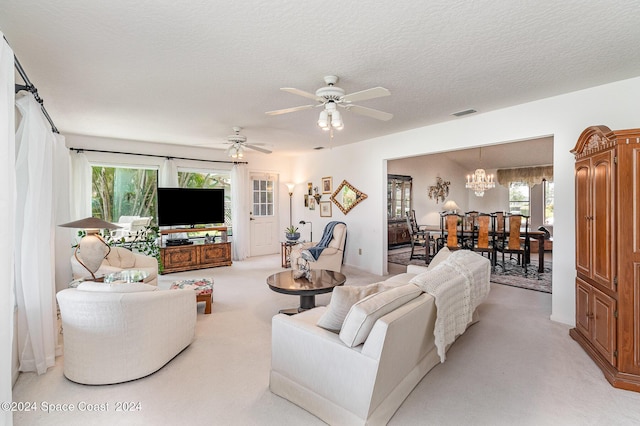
[91,166,158,224]
[75,225,162,272]
[285,225,298,234]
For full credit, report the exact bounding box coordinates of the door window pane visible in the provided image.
[252,178,275,217]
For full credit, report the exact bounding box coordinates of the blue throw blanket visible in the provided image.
[307,221,345,261]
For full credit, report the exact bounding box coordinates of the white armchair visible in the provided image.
[290,222,347,272]
[57,285,196,384]
[111,216,152,241]
[71,246,158,286]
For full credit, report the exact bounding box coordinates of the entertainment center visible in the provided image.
[160,227,232,274]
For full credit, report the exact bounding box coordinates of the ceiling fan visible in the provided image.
[265,76,393,130]
[224,127,272,158]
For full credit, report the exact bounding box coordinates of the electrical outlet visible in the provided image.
[358,248,362,255]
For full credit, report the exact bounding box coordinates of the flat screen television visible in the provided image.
[157,187,225,227]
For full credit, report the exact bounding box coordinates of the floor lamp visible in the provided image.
[286,183,295,226]
[59,217,120,280]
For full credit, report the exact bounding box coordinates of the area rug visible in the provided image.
[388,248,552,294]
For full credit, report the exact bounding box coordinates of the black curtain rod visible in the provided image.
[69,147,248,165]
[5,36,59,134]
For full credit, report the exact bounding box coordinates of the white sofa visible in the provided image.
[71,246,158,286]
[57,283,196,385]
[270,249,491,425]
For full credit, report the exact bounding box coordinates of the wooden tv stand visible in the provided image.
[160,227,232,274]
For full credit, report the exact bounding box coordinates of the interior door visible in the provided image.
[249,174,279,256]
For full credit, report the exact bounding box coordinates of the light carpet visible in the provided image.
[12,254,640,425]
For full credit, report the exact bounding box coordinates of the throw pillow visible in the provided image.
[339,284,422,348]
[76,281,158,293]
[427,246,451,270]
[317,282,388,331]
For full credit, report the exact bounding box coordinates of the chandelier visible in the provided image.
[465,147,495,197]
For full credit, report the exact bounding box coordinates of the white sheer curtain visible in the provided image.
[70,150,91,219]
[53,134,72,295]
[14,95,58,374]
[231,163,249,260]
[0,32,16,426]
[160,157,178,187]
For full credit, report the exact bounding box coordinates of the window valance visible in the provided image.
[496,165,553,187]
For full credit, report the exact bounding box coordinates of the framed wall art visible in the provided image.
[319,201,332,217]
[322,176,333,194]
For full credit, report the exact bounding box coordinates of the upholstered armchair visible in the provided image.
[290,222,347,273]
[57,284,195,384]
[71,246,158,286]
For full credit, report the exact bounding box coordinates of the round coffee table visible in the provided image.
[267,269,346,314]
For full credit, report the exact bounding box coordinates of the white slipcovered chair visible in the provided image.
[57,284,196,384]
[290,222,347,273]
[71,246,158,286]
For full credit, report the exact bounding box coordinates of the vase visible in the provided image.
[286,232,300,241]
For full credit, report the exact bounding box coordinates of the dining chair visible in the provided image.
[495,214,529,273]
[472,213,494,264]
[406,214,428,261]
[439,213,463,251]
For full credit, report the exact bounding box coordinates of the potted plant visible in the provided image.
[285,225,300,241]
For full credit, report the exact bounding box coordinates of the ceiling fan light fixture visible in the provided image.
[318,110,329,129]
[331,110,343,130]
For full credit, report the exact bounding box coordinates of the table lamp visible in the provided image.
[443,200,460,214]
[59,217,121,280]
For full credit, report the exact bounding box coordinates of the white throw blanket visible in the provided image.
[409,250,491,362]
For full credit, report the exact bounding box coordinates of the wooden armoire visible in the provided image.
[570,125,640,392]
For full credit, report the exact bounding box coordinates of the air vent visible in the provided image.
[452,109,477,117]
[313,146,325,150]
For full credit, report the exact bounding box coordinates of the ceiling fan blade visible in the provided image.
[346,104,393,121]
[341,87,391,103]
[245,144,272,154]
[280,87,321,101]
[265,104,316,115]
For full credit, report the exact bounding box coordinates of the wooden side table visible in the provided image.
[281,241,298,268]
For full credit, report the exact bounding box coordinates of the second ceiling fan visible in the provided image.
[266,75,393,130]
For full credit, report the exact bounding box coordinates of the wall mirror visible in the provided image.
[330,180,368,215]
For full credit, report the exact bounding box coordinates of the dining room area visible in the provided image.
[387,137,554,294]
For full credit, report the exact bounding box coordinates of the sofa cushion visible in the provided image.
[77,281,158,293]
[339,284,422,347]
[316,282,388,331]
[427,246,450,270]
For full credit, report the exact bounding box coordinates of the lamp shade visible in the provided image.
[442,200,460,212]
[59,217,120,230]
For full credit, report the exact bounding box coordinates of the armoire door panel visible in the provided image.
[575,160,591,278]
[591,150,615,290]
[575,278,591,337]
[592,286,617,366]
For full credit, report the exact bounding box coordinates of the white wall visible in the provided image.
[293,76,640,326]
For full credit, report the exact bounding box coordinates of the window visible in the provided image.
[508,182,530,216]
[544,180,554,225]
[178,170,232,227]
[91,165,158,224]
[252,179,274,216]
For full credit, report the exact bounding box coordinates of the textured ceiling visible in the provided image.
[1,1,639,156]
